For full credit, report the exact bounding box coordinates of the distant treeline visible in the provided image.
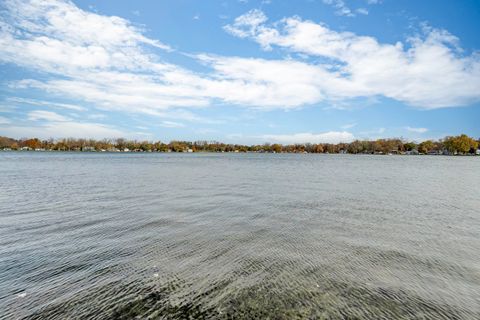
[0,134,479,155]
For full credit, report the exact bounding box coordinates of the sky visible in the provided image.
[0,0,479,144]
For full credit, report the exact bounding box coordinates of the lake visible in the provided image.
[0,152,479,319]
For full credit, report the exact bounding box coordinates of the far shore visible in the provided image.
[1,134,479,156]
[2,149,480,156]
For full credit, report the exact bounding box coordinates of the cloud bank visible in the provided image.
[0,1,478,116]
[224,10,480,108]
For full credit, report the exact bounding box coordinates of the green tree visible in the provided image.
[272,144,282,153]
[404,142,417,151]
[418,140,434,153]
[444,134,478,154]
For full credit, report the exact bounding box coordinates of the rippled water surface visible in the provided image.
[1,152,479,319]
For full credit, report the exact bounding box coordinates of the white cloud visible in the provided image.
[223,9,267,39]
[225,10,480,108]
[0,0,210,115]
[87,113,107,120]
[261,131,354,144]
[0,0,170,74]
[0,0,478,128]
[341,123,357,129]
[0,121,126,139]
[356,8,369,15]
[7,97,87,111]
[197,55,328,108]
[28,110,71,122]
[406,126,428,133]
[322,0,354,17]
[159,121,185,128]
[0,116,11,124]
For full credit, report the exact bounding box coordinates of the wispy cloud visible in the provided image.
[7,97,87,112]
[323,0,368,17]
[0,109,130,139]
[0,122,127,139]
[224,10,480,108]
[356,8,369,15]
[261,131,354,144]
[359,127,386,136]
[28,110,71,122]
[341,123,357,129]
[88,114,107,120]
[159,121,185,128]
[0,116,11,124]
[0,0,478,134]
[406,126,428,133]
[322,0,355,17]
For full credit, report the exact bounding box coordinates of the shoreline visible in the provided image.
[1,150,478,156]
[1,134,479,156]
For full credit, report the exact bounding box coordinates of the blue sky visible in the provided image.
[0,0,479,144]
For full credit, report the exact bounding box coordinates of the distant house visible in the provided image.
[2,148,12,151]
[82,146,95,152]
[123,148,130,152]
[406,149,419,155]
[476,149,480,155]
[20,146,31,151]
[186,148,193,153]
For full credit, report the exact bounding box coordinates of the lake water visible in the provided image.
[1,152,479,319]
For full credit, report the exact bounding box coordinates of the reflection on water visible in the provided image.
[1,153,479,319]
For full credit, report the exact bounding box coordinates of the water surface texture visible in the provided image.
[1,153,479,319]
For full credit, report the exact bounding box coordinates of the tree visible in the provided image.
[347,140,362,154]
[272,144,282,153]
[404,142,417,151]
[24,138,41,149]
[444,134,478,154]
[418,140,434,154]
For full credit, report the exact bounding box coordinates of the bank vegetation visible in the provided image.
[0,134,479,155]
